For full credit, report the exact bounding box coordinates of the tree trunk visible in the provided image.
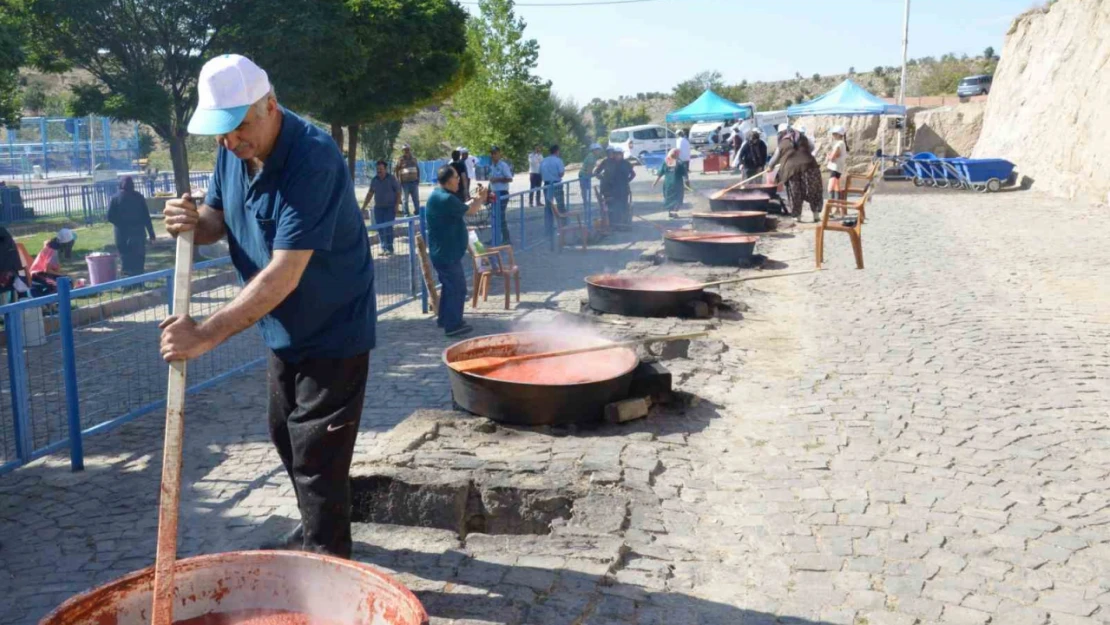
[347,123,359,179]
[330,122,344,152]
[168,131,191,196]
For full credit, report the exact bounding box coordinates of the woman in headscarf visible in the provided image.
[767,124,823,222]
[652,148,692,219]
[107,176,156,276]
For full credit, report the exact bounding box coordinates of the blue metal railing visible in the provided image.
[0,175,595,476]
[0,172,213,225]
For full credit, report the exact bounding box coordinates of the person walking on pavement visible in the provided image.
[425,166,488,337]
[540,144,566,237]
[653,148,692,219]
[107,176,157,276]
[161,54,376,558]
[361,160,402,256]
[528,145,543,207]
[595,147,636,228]
[394,144,421,216]
[449,149,470,202]
[487,146,514,244]
[768,123,823,222]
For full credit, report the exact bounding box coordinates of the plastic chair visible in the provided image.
[592,185,611,236]
[468,240,520,310]
[549,197,588,252]
[816,186,871,270]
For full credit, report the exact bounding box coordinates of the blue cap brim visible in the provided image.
[187,105,250,135]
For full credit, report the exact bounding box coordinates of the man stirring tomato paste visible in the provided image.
[160,54,375,557]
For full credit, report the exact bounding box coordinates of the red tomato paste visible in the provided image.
[590,275,702,291]
[481,349,635,384]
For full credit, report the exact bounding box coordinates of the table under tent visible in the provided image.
[665,90,753,174]
[786,79,907,177]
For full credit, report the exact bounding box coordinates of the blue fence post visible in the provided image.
[5,311,33,465]
[491,195,503,247]
[63,185,71,218]
[518,195,525,249]
[81,185,89,224]
[418,211,429,314]
[57,278,85,471]
[407,220,417,296]
[584,176,593,233]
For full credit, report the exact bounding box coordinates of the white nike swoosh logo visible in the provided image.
[326,422,351,433]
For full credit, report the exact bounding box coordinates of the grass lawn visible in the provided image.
[17,221,177,281]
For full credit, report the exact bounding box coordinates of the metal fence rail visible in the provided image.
[0,176,595,476]
[0,172,212,225]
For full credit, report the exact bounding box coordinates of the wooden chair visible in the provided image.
[414,234,439,315]
[468,239,520,310]
[816,186,871,270]
[549,197,588,251]
[592,185,611,236]
[843,160,879,199]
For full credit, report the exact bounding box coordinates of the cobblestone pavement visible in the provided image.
[2,183,1109,625]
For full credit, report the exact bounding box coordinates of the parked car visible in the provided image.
[957,75,993,98]
[608,124,677,162]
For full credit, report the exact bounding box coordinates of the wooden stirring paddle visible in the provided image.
[151,227,195,625]
[451,331,708,375]
[698,268,821,289]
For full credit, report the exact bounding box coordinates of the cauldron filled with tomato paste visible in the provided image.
[39,551,427,625]
[708,189,772,213]
[444,332,637,425]
[586,274,710,318]
[664,231,759,266]
[691,210,768,234]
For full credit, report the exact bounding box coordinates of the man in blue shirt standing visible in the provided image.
[539,144,566,240]
[160,54,375,558]
[424,166,488,337]
[486,146,513,244]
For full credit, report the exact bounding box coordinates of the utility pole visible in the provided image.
[897,0,911,155]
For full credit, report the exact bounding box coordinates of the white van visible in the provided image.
[608,125,676,161]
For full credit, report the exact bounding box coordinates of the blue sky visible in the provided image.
[464,0,1031,104]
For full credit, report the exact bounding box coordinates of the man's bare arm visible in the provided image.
[200,249,313,344]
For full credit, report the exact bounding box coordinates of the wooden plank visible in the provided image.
[151,230,194,625]
[415,234,440,315]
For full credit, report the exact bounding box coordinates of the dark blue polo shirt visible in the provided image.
[205,108,376,363]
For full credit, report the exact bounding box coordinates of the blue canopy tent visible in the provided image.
[786,79,906,117]
[665,90,754,124]
[786,79,907,166]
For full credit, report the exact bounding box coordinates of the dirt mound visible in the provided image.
[973,0,1110,202]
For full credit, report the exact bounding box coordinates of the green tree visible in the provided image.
[812,73,821,81]
[446,0,552,169]
[138,129,156,158]
[21,82,47,115]
[547,93,587,163]
[671,70,723,109]
[19,0,241,193]
[400,121,448,161]
[983,46,995,60]
[229,0,471,177]
[358,120,403,165]
[0,5,25,127]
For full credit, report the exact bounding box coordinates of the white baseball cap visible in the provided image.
[56,228,76,244]
[188,54,272,135]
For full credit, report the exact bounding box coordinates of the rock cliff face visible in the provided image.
[912,102,985,158]
[973,0,1110,202]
